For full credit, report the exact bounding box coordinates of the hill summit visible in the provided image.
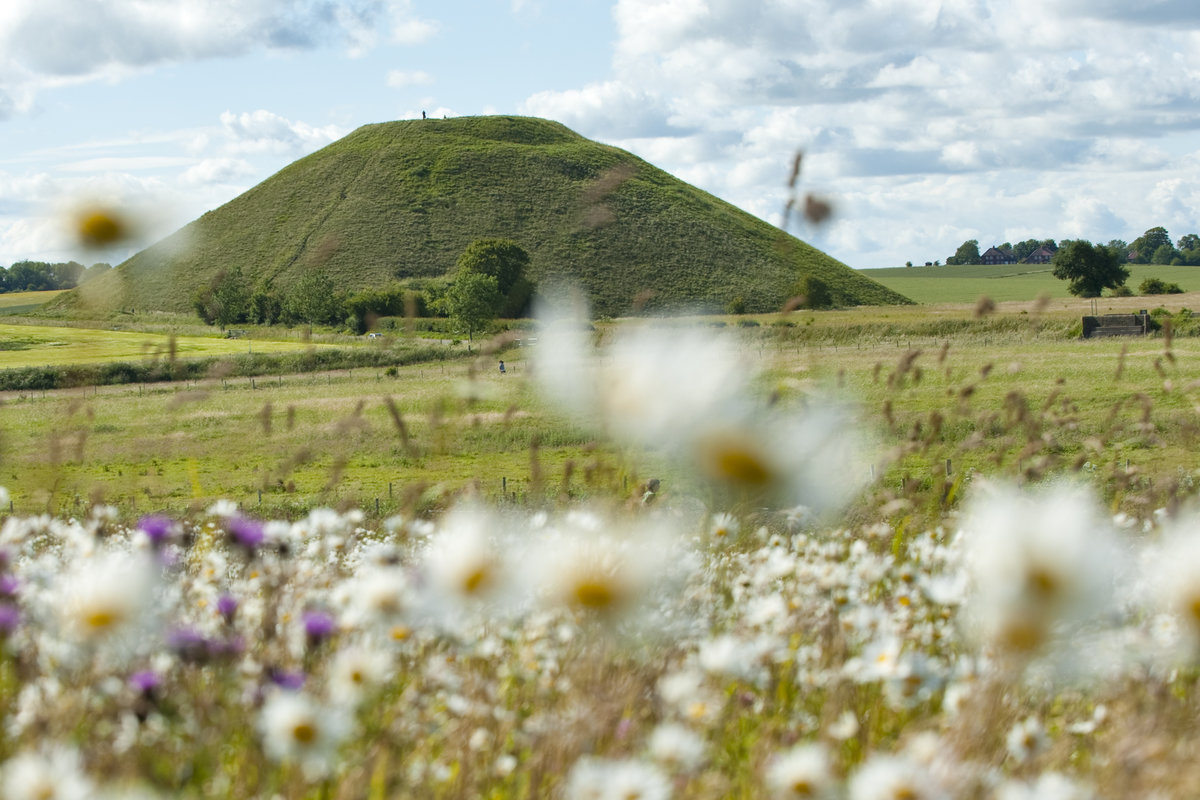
[70,116,909,317]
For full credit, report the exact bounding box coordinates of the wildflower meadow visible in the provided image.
[4,304,1200,799]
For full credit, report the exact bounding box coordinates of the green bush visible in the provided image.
[1139,277,1184,295]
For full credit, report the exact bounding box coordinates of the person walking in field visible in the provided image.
[499,361,506,375]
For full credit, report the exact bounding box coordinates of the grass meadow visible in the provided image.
[0,321,331,367]
[7,294,1200,797]
[862,262,1200,304]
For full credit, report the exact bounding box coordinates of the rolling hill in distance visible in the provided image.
[63,115,909,318]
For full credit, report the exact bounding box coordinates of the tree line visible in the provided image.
[193,238,533,338]
[934,227,1200,268]
[0,260,112,292]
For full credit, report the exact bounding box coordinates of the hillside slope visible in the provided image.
[66,116,910,317]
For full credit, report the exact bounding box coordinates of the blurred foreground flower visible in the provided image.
[765,742,834,799]
[959,482,1120,662]
[55,551,160,666]
[2,744,94,800]
[563,756,671,800]
[534,308,866,511]
[258,690,352,780]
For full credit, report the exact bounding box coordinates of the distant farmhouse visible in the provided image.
[981,246,1016,265]
[1026,245,1055,264]
[979,244,1056,266]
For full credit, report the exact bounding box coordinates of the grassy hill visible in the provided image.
[862,262,1200,304]
[61,116,908,318]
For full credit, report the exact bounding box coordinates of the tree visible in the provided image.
[800,276,832,309]
[1178,233,1200,252]
[1051,240,1130,297]
[194,268,251,327]
[1151,244,1178,265]
[284,270,343,326]
[1132,227,1171,263]
[455,238,532,317]
[444,269,501,343]
[946,240,980,266]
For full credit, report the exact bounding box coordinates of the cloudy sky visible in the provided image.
[2,0,1199,271]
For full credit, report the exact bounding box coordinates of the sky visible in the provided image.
[2,0,1200,271]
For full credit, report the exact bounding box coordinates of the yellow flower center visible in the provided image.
[1187,595,1200,626]
[1026,566,1061,598]
[292,722,317,744]
[78,210,125,246]
[999,618,1044,653]
[791,779,814,796]
[461,565,491,594]
[712,445,772,486]
[85,608,119,630]
[573,580,617,610]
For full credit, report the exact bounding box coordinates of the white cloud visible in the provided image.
[392,17,439,45]
[179,158,258,187]
[387,69,434,88]
[219,110,346,155]
[521,81,680,139]
[58,156,195,173]
[518,0,1200,267]
[0,0,438,110]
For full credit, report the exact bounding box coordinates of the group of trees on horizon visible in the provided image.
[925,227,1200,269]
[0,260,111,293]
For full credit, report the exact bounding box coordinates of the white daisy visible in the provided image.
[764,743,834,799]
[2,745,94,800]
[258,690,353,780]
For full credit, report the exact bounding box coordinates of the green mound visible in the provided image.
[64,116,910,317]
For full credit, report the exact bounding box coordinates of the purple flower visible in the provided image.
[0,604,19,636]
[0,575,17,600]
[137,514,175,547]
[130,670,161,694]
[210,634,245,658]
[303,610,337,647]
[227,516,265,551]
[217,593,239,624]
[268,668,306,690]
[166,627,211,662]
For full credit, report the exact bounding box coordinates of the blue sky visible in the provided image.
[3,0,1200,271]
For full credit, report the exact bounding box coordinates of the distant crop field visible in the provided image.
[0,322,326,367]
[861,262,1200,304]
[0,289,66,312]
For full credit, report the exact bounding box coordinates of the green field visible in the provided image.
[0,321,331,367]
[861,262,1200,304]
[5,300,1200,520]
[0,289,67,313]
